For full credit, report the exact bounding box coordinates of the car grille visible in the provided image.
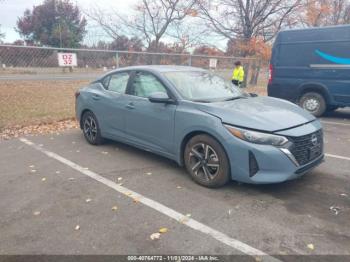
[288,130,323,166]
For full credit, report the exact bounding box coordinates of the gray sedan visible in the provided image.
[75,66,324,187]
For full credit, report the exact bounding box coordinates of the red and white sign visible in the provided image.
[57,53,77,67]
[209,58,217,68]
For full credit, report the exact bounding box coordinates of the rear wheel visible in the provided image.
[82,111,104,145]
[299,92,326,117]
[184,135,230,188]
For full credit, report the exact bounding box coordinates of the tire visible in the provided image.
[81,111,104,145]
[299,92,326,117]
[184,135,230,188]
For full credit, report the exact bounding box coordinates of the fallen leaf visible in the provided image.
[125,192,132,196]
[150,233,161,240]
[41,177,46,182]
[55,171,61,174]
[146,172,152,176]
[29,165,35,168]
[101,151,109,155]
[75,225,80,231]
[176,186,182,189]
[330,206,341,215]
[307,244,314,250]
[133,197,140,203]
[111,206,118,211]
[76,150,80,153]
[117,177,123,181]
[33,211,41,216]
[340,193,348,197]
[85,198,92,203]
[68,177,75,181]
[83,167,89,170]
[30,169,37,173]
[179,214,191,224]
[159,227,168,233]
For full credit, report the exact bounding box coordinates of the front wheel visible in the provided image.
[299,92,326,117]
[184,135,230,188]
[82,111,104,145]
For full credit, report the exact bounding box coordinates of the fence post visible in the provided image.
[188,55,192,66]
[116,52,119,68]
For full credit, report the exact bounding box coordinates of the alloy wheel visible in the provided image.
[83,116,98,142]
[189,143,220,181]
[303,97,320,112]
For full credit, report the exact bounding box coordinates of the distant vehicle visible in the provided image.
[268,25,350,116]
[76,65,323,188]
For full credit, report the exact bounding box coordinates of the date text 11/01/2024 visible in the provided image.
[127,255,220,261]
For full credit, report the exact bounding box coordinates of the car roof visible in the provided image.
[107,65,207,74]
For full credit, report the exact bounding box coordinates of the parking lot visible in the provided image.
[0,109,349,259]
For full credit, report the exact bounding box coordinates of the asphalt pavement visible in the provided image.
[0,109,349,259]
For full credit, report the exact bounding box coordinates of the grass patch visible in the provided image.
[0,80,90,131]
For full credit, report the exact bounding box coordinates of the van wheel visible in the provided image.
[299,92,326,117]
[184,135,230,188]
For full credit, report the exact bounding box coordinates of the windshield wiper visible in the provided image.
[192,99,212,103]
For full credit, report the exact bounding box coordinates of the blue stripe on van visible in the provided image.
[315,49,350,65]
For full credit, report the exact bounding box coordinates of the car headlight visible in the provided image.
[224,125,289,146]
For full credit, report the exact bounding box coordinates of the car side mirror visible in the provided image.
[148,92,174,104]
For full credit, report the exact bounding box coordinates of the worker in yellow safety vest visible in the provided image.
[231,61,245,88]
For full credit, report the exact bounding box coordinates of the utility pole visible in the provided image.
[54,0,63,48]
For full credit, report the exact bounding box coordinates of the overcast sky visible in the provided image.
[0,0,137,43]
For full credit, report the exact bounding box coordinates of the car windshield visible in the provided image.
[163,71,242,102]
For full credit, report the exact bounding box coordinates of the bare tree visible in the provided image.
[198,0,301,44]
[88,0,197,52]
[0,25,4,43]
[301,0,350,27]
[167,19,209,52]
[0,1,5,42]
[86,6,127,41]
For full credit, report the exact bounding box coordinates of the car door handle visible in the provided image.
[126,102,135,109]
[92,94,100,101]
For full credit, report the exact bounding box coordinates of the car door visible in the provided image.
[91,71,131,139]
[124,71,177,155]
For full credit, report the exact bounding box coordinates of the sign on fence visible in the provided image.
[209,58,217,68]
[57,53,77,67]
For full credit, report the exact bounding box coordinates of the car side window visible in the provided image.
[131,72,167,98]
[106,72,130,93]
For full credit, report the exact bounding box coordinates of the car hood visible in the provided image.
[196,96,315,132]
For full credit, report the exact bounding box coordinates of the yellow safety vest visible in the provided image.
[232,66,245,82]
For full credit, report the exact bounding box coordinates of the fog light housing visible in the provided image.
[249,151,259,177]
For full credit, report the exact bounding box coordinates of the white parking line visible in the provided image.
[326,153,350,161]
[321,120,350,127]
[19,137,279,261]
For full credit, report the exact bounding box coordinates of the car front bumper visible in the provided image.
[224,120,324,184]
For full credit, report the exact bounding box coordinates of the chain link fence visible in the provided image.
[0,45,268,87]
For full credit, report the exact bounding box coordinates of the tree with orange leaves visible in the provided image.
[301,0,350,27]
